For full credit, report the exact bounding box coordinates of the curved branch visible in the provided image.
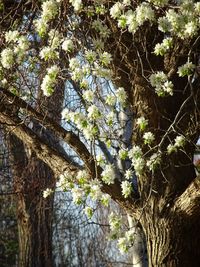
[0,111,79,175]
[0,87,95,175]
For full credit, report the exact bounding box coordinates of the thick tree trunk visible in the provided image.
[142,197,200,267]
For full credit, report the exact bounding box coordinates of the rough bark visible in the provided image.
[8,134,55,267]
[5,84,65,267]
[142,190,200,267]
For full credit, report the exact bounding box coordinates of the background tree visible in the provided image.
[0,0,200,266]
[0,127,18,267]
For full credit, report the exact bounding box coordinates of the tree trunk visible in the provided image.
[9,135,55,267]
[142,198,200,267]
[7,83,64,266]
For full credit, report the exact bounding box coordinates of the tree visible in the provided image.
[0,127,18,267]
[0,0,200,266]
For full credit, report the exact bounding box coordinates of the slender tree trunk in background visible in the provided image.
[127,215,148,267]
[9,136,54,267]
[8,85,64,267]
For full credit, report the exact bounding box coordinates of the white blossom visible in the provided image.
[17,36,29,51]
[150,71,167,87]
[126,10,138,33]
[71,187,84,204]
[177,62,195,77]
[42,0,58,22]
[136,117,148,131]
[40,46,58,61]
[123,0,131,5]
[1,48,14,69]
[43,188,53,198]
[83,90,94,102]
[5,30,19,43]
[41,65,60,96]
[96,154,105,166]
[101,194,111,206]
[116,87,127,104]
[69,0,83,12]
[106,111,115,126]
[48,29,61,49]
[77,170,90,182]
[132,157,145,176]
[62,38,74,52]
[87,105,101,120]
[110,2,123,19]
[184,21,198,37]
[69,57,80,70]
[90,183,102,200]
[143,132,155,145]
[84,206,93,218]
[85,50,97,63]
[83,124,98,140]
[105,95,116,106]
[174,135,185,147]
[117,237,128,253]
[167,144,177,154]
[92,19,110,39]
[125,169,133,180]
[109,212,122,231]
[147,153,161,171]
[128,146,143,160]
[136,3,155,26]
[158,17,171,32]
[154,37,173,56]
[56,171,73,190]
[118,148,128,160]
[121,180,132,198]
[100,52,112,66]
[148,0,169,7]
[117,15,127,29]
[101,164,115,184]
[35,18,48,36]
[150,71,174,96]
[167,135,185,154]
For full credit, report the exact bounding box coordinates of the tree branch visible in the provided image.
[0,88,95,175]
[0,111,79,175]
[174,174,200,218]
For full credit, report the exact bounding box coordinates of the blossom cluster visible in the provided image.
[177,61,195,77]
[154,37,173,56]
[150,71,174,97]
[121,180,132,198]
[1,31,29,68]
[35,0,59,36]
[158,3,200,39]
[101,164,115,185]
[41,65,60,96]
[167,135,186,154]
[110,2,155,34]
[128,146,145,176]
[117,229,135,253]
